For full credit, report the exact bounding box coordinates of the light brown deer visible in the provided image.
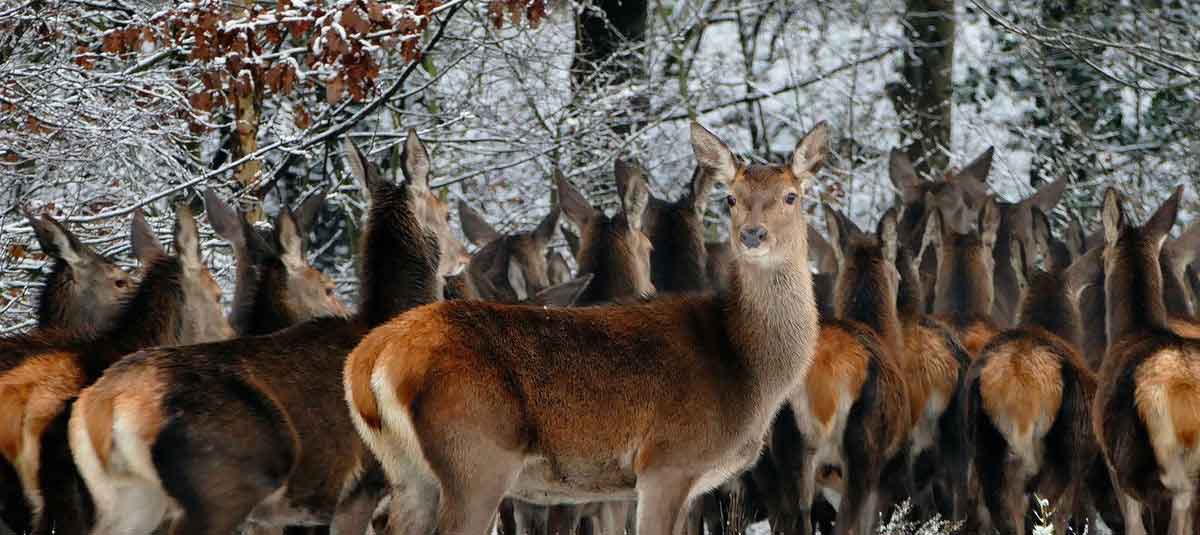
[0,205,232,534]
[457,199,560,303]
[21,210,136,332]
[1093,186,1200,535]
[0,211,137,534]
[964,207,1098,535]
[68,131,447,535]
[344,121,829,535]
[921,196,1003,356]
[784,205,911,535]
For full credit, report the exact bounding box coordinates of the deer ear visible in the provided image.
[342,137,383,195]
[506,256,529,302]
[546,251,572,285]
[979,198,1001,252]
[690,122,738,186]
[533,205,560,248]
[528,274,593,307]
[1166,219,1200,273]
[401,128,432,192]
[561,224,581,259]
[130,209,164,264]
[457,201,500,247]
[1145,185,1183,247]
[275,210,306,269]
[879,207,899,266]
[613,159,643,205]
[888,149,923,203]
[1009,238,1029,289]
[690,166,717,217]
[1065,246,1103,304]
[555,171,597,230]
[173,204,203,270]
[791,121,830,181]
[293,190,326,234]
[203,189,245,255]
[620,172,650,232]
[807,224,837,274]
[953,147,993,206]
[1065,217,1087,259]
[918,205,943,269]
[28,212,87,267]
[821,204,846,268]
[1030,207,1053,264]
[1102,188,1126,247]
[1024,176,1068,213]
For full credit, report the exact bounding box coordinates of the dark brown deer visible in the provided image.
[344,121,828,535]
[988,178,1070,328]
[0,205,232,534]
[68,131,447,535]
[836,205,972,524]
[1093,186,1200,535]
[964,207,1099,535]
[781,206,911,535]
[890,147,994,314]
[203,189,346,336]
[556,163,655,303]
[457,199,560,303]
[922,196,1003,356]
[0,211,137,534]
[21,210,136,332]
[630,159,717,294]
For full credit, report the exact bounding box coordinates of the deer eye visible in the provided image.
[114,279,128,288]
[785,192,798,205]
[726,195,736,207]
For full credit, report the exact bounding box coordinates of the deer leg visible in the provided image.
[547,504,582,535]
[1106,462,1147,535]
[1168,491,1195,535]
[795,449,817,535]
[496,500,517,535]
[634,472,695,535]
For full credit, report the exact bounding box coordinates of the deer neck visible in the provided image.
[1106,249,1171,344]
[836,269,902,358]
[1018,272,1081,347]
[935,249,993,321]
[725,237,819,411]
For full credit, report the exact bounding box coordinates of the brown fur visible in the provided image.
[347,121,829,535]
[806,326,870,428]
[0,206,231,534]
[459,200,559,302]
[23,211,135,332]
[1093,186,1200,535]
[69,132,443,535]
[925,197,1002,358]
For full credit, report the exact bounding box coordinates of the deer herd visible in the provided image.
[1,123,1199,535]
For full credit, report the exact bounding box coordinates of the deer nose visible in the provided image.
[739,226,768,249]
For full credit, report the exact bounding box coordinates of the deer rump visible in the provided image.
[348,295,776,502]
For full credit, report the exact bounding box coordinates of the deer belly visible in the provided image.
[509,455,638,504]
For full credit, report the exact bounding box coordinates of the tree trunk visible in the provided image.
[231,0,263,222]
[572,0,648,135]
[892,0,956,178]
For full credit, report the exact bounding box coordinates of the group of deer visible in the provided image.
[1,121,1199,535]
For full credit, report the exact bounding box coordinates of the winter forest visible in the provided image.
[3,0,1197,331]
[3,0,1200,534]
